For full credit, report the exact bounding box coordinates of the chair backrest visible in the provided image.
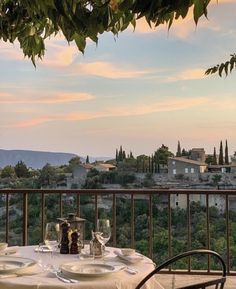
[135,249,226,289]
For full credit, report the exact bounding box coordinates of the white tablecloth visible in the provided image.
[0,246,162,289]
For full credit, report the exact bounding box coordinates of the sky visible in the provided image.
[0,1,236,159]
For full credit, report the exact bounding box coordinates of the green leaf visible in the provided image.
[193,0,205,25]
[73,33,86,53]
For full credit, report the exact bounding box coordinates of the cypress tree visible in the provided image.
[151,154,154,173]
[225,139,229,164]
[176,141,181,157]
[213,147,217,165]
[118,145,123,161]
[219,141,224,165]
[86,155,90,164]
[122,150,126,160]
[115,149,118,162]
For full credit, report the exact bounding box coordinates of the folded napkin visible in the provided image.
[0,273,18,279]
[16,263,42,276]
[0,246,19,256]
[114,250,143,264]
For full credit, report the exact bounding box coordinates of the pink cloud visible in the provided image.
[1,96,208,128]
[0,92,95,104]
[75,61,152,79]
[4,117,54,128]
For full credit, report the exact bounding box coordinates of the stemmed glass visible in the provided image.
[44,222,60,270]
[96,219,111,259]
[44,222,60,252]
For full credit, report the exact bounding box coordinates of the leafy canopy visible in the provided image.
[0,0,211,66]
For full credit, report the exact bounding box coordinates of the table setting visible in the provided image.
[0,216,161,289]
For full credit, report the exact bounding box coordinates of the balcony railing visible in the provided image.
[0,189,235,275]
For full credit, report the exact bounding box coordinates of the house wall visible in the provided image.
[168,159,205,181]
[190,149,206,162]
[70,165,88,188]
[171,193,232,213]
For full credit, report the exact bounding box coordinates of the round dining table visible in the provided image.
[0,246,162,289]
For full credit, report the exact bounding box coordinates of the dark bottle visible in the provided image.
[60,221,70,254]
[70,230,79,254]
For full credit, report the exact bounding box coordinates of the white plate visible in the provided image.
[0,256,37,274]
[61,262,124,277]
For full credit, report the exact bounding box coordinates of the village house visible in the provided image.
[168,157,207,181]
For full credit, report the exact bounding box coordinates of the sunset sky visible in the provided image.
[0,1,236,159]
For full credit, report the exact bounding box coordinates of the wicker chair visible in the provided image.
[135,249,226,289]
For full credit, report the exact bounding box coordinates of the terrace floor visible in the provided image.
[157,274,235,289]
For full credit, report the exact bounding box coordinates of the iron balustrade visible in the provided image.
[0,189,235,275]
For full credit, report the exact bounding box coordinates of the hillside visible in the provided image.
[0,149,78,169]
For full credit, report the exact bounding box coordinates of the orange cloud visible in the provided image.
[2,96,208,128]
[75,61,153,79]
[176,68,206,81]
[163,68,206,82]
[5,117,54,128]
[0,92,95,104]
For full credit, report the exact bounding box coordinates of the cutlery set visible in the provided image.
[55,271,79,283]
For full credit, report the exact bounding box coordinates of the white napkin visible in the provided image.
[0,273,18,279]
[114,250,143,264]
[0,246,19,255]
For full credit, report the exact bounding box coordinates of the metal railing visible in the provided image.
[0,189,235,275]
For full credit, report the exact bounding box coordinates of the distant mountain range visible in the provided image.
[0,149,112,169]
[0,149,78,169]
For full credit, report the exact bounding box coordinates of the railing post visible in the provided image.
[226,194,230,274]
[168,193,172,261]
[41,192,45,242]
[187,193,191,272]
[148,193,153,259]
[77,192,80,217]
[59,192,63,217]
[112,193,117,247]
[23,192,28,246]
[95,193,98,231]
[206,193,210,273]
[131,193,135,249]
[5,193,9,244]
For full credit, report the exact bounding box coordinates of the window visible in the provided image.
[176,202,179,206]
[191,168,195,173]
[173,169,176,175]
[185,168,188,173]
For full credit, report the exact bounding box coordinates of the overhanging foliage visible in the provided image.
[205,54,236,77]
[0,0,211,66]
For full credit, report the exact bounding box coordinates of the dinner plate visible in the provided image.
[0,256,37,274]
[61,262,124,277]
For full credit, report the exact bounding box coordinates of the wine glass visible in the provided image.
[44,222,60,254]
[96,219,111,258]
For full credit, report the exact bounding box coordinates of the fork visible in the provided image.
[55,271,79,283]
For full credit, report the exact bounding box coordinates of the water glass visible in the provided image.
[37,242,52,272]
